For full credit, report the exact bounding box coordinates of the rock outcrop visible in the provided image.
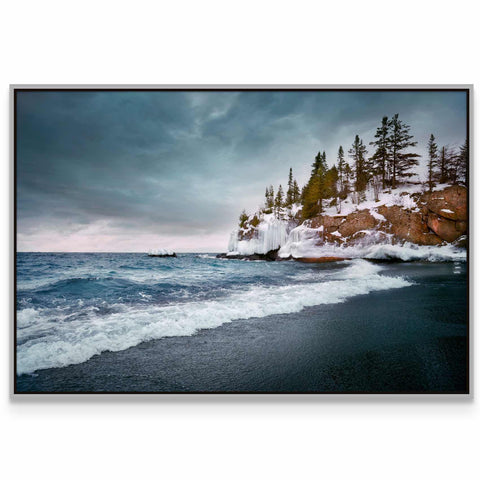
[216,249,280,261]
[377,205,442,245]
[421,185,468,242]
[426,214,465,243]
[308,185,467,246]
[338,210,377,237]
[224,185,467,260]
[424,185,467,221]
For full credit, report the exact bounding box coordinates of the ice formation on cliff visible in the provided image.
[226,183,467,262]
[228,213,290,255]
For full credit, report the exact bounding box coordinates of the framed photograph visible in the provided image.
[13,86,470,394]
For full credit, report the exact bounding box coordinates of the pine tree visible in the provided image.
[300,184,307,204]
[447,143,467,185]
[264,185,274,210]
[239,210,248,229]
[427,134,438,192]
[438,146,447,184]
[337,146,345,186]
[301,151,328,218]
[274,184,284,211]
[387,114,420,188]
[285,168,294,206]
[269,185,275,201]
[437,146,456,184]
[343,163,353,195]
[292,179,301,204]
[348,135,370,194]
[311,151,327,175]
[324,166,339,201]
[301,175,321,219]
[370,116,390,188]
[456,140,468,185]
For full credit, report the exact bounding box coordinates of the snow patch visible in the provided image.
[370,210,386,222]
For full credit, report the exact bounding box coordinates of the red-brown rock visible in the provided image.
[377,205,443,245]
[338,210,377,237]
[308,215,346,230]
[295,257,349,263]
[427,213,464,242]
[426,185,467,221]
[456,221,467,233]
[323,215,345,229]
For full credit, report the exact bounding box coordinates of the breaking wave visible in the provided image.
[278,227,467,262]
[16,260,412,375]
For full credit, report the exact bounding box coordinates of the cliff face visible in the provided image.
[313,185,467,247]
[225,185,467,261]
[423,186,467,243]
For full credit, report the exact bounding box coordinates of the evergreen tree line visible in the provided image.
[426,136,468,192]
[263,167,301,214]
[301,113,425,218]
[239,114,468,226]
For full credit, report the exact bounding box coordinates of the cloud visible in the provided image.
[16,89,467,252]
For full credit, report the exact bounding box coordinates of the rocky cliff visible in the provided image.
[311,185,466,247]
[222,184,467,262]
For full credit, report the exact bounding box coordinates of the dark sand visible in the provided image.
[16,262,468,393]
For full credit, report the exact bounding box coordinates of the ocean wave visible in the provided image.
[17,263,186,292]
[16,260,412,375]
[278,237,467,263]
[17,276,137,294]
[360,243,467,262]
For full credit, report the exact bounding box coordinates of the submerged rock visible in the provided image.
[216,248,279,261]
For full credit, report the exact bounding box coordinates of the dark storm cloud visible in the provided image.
[16,89,467,251]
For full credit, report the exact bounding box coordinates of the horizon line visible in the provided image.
[16,251,224,254]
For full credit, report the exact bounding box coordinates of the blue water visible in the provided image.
[15,253,468,392]
[18,252,338,303]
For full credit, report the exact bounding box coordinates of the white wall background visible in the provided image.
[1,2,478,479]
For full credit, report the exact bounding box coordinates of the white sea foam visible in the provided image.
[17,308,40,328]
[278,225,467,262]
[16,260,412,375]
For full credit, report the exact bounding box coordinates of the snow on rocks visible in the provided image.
[228,213,290,255]
[226,183,467,261]
[148,248,175,255]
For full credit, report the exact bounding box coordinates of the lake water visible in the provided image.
[16,253,468,393]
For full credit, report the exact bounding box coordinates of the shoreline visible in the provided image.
[16,262,467,393]
[216,251,349,263]
[216,245,467,263]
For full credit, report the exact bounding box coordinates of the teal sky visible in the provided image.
[16,89,468,252]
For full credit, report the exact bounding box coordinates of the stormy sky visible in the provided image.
[16,89,467,252]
